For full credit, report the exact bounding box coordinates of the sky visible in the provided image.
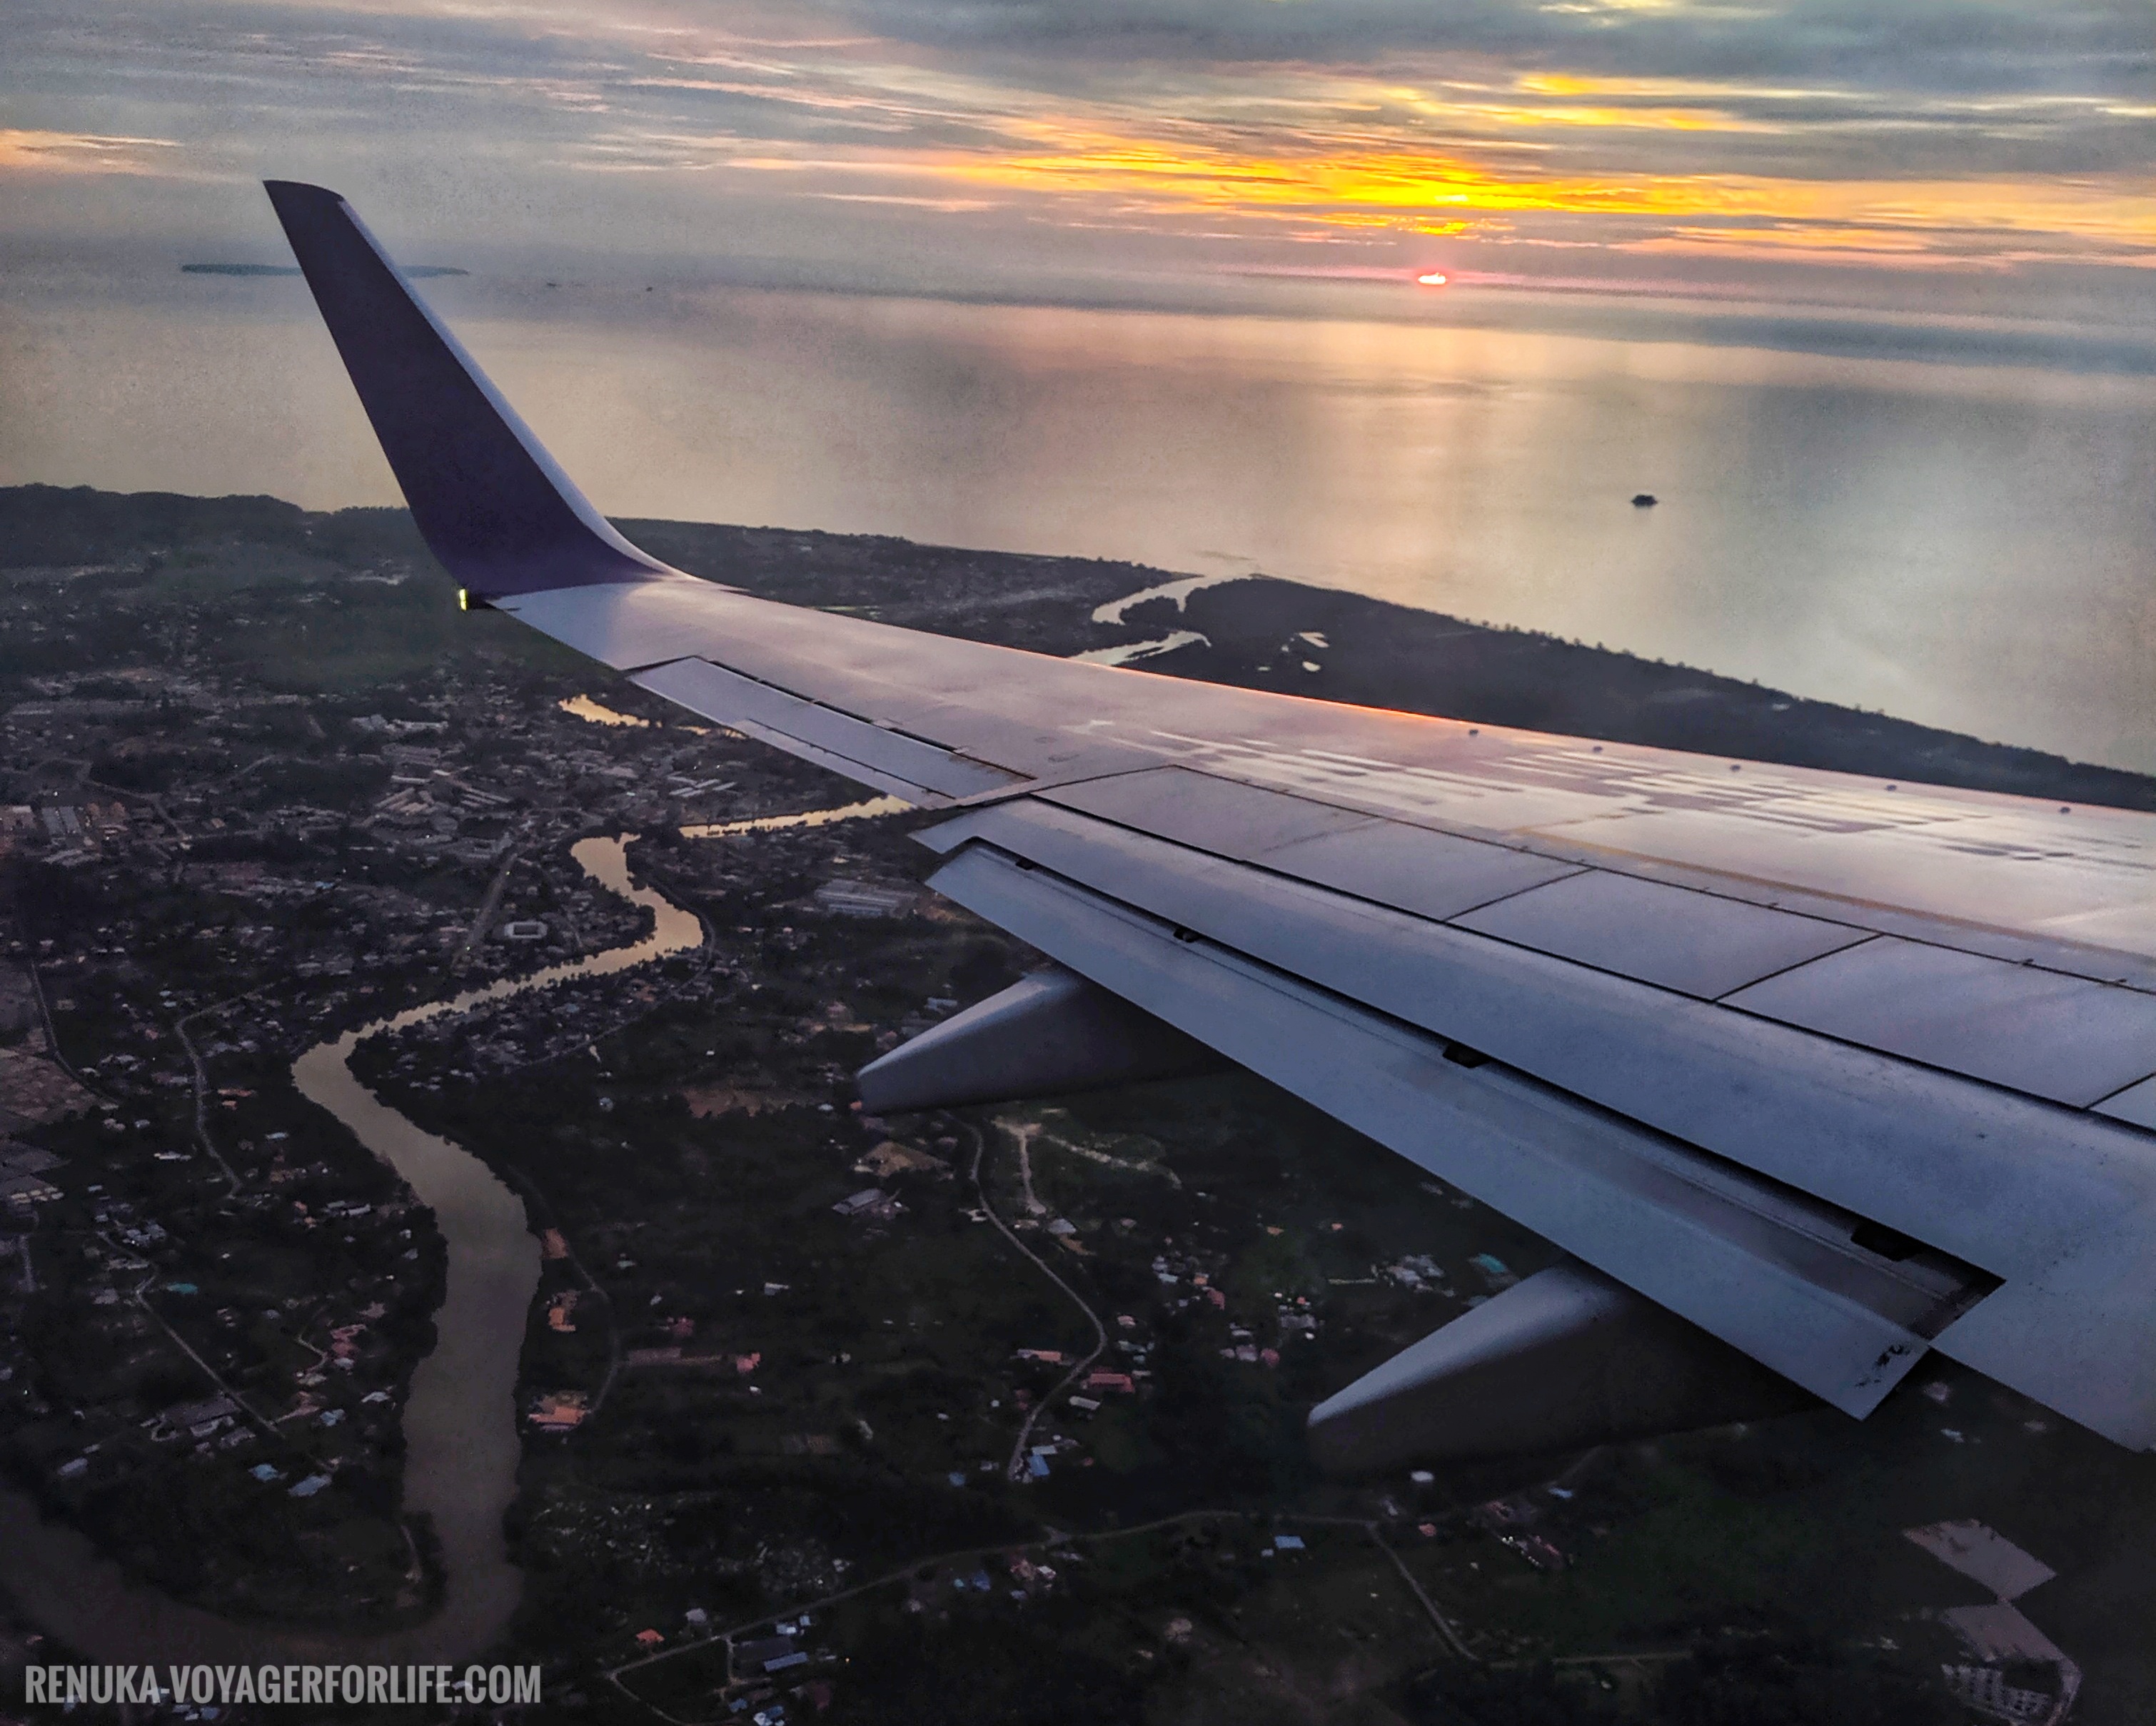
[4,0,2154,321]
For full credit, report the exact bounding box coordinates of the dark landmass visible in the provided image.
[2,484,2152,1724]
[10,482,2155,814]
[625,510,2156,811]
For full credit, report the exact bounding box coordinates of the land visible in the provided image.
[0,484,2151,1722]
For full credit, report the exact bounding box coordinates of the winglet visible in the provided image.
[264,181,669,599]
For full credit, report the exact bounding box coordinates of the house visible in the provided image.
[1085,1371,1135,1394]
[832,1188,901,1221]
[1474,1497,1536,1531]
[0,1171,59,1206]
[1942,1666,2052,1722]
[528,1391,590,1432]
[634,1629,664,1647]
[1469,1253,1519,1291]
[161,1394,238,1431]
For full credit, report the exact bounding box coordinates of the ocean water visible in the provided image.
[5,274,2154,771]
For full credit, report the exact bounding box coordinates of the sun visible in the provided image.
[1416,270,1449,286]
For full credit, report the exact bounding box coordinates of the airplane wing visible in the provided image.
[267,179,2156,1469]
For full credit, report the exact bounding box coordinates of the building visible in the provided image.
[161,1394,238,1431]
[528,1391,590,1432]
[0,1171,59,1206]
[1942,1667,2051,1722]
[811,879,917,919]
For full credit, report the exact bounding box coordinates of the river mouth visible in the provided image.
[0,834,702,1665]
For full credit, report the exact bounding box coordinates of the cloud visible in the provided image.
[0,128,182,174]
[3,0,2152,306]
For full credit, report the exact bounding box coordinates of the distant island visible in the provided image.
[181,263,468,279]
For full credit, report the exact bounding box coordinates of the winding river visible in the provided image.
[0,834,703,1663]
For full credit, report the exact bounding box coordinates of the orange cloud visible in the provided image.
[0,128,179,173]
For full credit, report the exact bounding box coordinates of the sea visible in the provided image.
[4,269,2154,772]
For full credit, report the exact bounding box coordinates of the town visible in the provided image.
[0,485,2147,1722]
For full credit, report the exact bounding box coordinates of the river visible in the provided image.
[0,834,702,1664]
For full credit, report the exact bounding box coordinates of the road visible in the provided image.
[951,1117,1109,1481]
[605,1506,1484,1721]
[173,988,267,1195]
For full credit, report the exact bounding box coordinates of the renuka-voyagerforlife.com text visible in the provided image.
[22,1662,543,1707]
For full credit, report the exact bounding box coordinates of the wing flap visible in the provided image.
[926,809,2156,1447]
[924,799,2153,1275]
[926,837,1977,1420]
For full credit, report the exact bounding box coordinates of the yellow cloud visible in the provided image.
[912,116,2156,261]
[571,33,2156,273]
